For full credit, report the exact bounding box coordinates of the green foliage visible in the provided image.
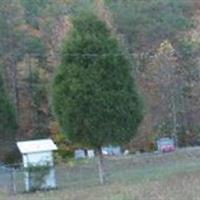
[175,38,200,146]
[20,0,49,28]
[106,0,193,51]
[176,38,200,63]
[69,0,96,15]
[52,12,143,148]
[20,0,47,15]
[24,36,47,62]
[0,0,25,59]
[3,147,21,164]
[0,72,17,139]
[26,163,50,191]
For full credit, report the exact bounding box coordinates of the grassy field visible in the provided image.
[2,148,200,200]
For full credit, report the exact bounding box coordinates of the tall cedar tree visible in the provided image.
[0,72,17,141]
[52,12,143,184]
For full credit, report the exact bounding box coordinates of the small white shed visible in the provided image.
[17,139,57,191]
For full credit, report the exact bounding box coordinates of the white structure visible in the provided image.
[102,146,122,156]
[74,149,95,159]
[87,149,95,158]
[17,139,57,191]
[74,149,86,159]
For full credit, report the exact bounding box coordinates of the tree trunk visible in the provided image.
[171,91,178,146]
[97,147,105,185]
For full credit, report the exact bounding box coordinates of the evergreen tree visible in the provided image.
[52,12,143,184]
[0,72,17,141]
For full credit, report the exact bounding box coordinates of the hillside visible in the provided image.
[0,0,200,159]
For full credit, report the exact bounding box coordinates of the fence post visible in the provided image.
[10,167,16,194]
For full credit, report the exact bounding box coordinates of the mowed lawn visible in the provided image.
[2,147,200,200]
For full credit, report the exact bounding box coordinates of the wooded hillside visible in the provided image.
[0,0,200,159]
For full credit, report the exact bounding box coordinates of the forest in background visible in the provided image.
[0,0,200,161]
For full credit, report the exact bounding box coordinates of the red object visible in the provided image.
[161,144,175,153]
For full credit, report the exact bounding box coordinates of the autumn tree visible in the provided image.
[149,40,183,145]
[0,0,25,114]
[52,12,143,184]
[107,0,193,52]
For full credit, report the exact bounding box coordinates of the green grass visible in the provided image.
[109,159,200,184]
[2,149,200,200]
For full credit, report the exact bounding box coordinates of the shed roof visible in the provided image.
[17,139,57,154]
